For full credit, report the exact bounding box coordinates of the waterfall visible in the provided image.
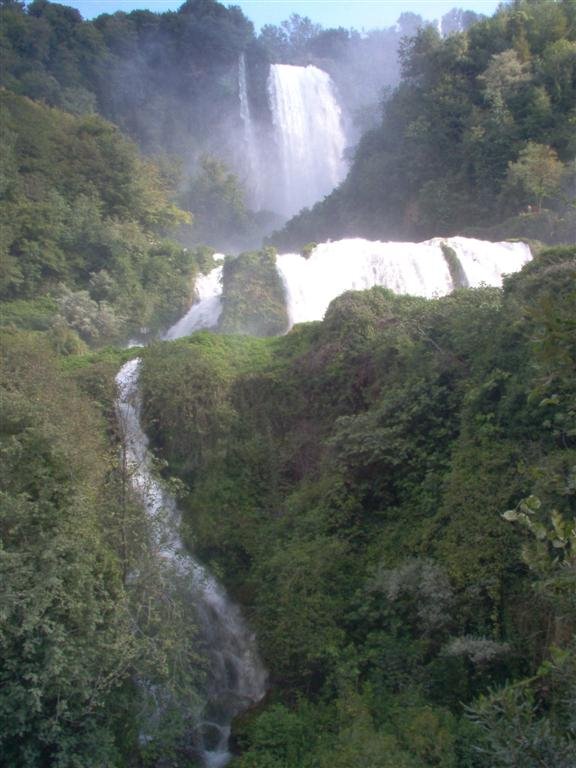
[238,55,260,209]
[275,237,532,326]
[163,265,224,341]
[115,266,266,767]
[113,235,531,762]
[445,237,531,288]
[267,64,347,218]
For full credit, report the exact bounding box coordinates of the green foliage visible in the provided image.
[218,249,289,336]
[259,13,322,63]
[141,246,575,765]
[235,690,460,768]
[0,331,209,764]
[466,643,576,768]
[0,296,58,330]
[440,242,469,289]
[0,333,136,765]
[56,286,123,345]
[0,0,255,159]
[270,1,576,249]
[0,90,207,341]
[234,702,320,767]
[369,560,454,637]
[505,141,566,210]
[180,155,253,251]
[301,242,317,259]
[2,3,574,762]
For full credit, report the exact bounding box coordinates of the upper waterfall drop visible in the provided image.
[267,64,347,218]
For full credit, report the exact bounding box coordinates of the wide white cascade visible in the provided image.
[238,55,261,209]
[115,266,265,768]
[267,64,347,218]
[276,237,532,326]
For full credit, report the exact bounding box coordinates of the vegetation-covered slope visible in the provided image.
[0,332,209,765]
[0,0,263,250]
[0,0,254,155]
[1,2,575,766]
[141,246,576,766]
[271,0,576,249]
[0,91,218,344]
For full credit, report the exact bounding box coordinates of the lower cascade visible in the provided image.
[114,236,531,763]
[163,264,224,341]
[276,237,532,325]
[115,270,267,767]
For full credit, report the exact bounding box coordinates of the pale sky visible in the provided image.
[61,0,503,30]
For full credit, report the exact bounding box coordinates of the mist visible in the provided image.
[3,0,484,252]
[89,4,452,250]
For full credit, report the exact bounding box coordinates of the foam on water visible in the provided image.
[276,237,532,326]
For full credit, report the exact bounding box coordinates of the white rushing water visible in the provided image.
[276,236,532,326]
[267,64,347,218]
[163,265,224,341]
[115,266,265,767]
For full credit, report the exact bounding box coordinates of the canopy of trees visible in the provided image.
[0,90,217,342]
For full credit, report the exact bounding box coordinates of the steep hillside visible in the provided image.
[0,91,214,344]
[0,333,206,765]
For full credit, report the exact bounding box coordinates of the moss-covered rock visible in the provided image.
[218,248,289,337]
[441,242,469,289]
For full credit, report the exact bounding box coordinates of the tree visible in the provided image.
[478,48,531,113]
[506,142,565,210]
[182,155,250,247]
[259,13,322,62]
[441,8,483,36]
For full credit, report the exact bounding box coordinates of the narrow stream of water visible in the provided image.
[115,269,267,767]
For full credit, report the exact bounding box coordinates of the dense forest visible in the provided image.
[1,0,575,766]
[142,243,576,767]
[0,0,443,150]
